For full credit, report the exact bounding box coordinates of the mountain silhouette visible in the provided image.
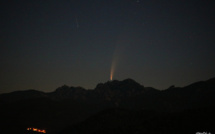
[0,78,215,134]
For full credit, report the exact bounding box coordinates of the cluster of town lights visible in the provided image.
[27,128,46,133]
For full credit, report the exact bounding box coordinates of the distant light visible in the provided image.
[27,127,46,133]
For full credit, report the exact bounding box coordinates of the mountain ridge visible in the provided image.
[1,77,215,103]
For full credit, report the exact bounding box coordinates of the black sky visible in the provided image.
[1,0,215,93]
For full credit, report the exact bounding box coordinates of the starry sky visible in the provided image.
[1,0,215,93]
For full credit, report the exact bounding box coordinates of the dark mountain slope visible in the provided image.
[0,77,215,133]
[0,89,47,103]
[59,107,215,134]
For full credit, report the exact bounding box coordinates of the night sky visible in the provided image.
[1,0,215,93]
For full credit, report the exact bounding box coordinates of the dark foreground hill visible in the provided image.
[0,78,215,134]
[60,107,215,134]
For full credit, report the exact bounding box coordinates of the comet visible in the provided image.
[110,47,118,81]
[110,60,115,81]
[110,71,113,81]
[110,33,130,81]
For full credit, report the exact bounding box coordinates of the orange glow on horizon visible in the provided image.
[27,127,46,133]
[41,130,46,133]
